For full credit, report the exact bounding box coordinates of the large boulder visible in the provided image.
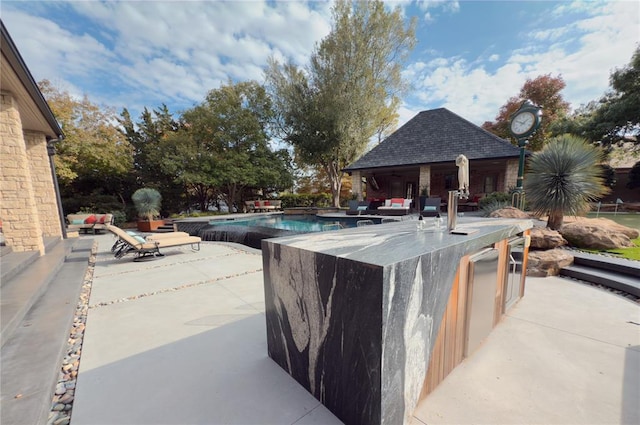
[527,249,574,277]
[560,220,636,250]
[562,217,639,239]
[529,227,567,249]
[489,207,530,219]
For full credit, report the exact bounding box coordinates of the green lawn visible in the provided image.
[583,213,640,260]
[586,212,640,232]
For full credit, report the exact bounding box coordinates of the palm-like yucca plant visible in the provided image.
[131,188,162,221]
[525,134,609,230]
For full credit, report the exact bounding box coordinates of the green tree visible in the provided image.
[525,134,609,230]
[161,81,292,211]
[39,80,133,198]
[119,105,184,214]
[483,74,570,151]
[265,0,416,206]
[583,46,640,145]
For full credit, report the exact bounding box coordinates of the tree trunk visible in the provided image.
[325,161,342,208]
[547,210,564,230]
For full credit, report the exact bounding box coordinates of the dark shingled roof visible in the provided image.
[345,108,521,171]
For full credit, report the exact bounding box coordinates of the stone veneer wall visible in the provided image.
[505,159,519,190]
[350,170,362,201]
[418,165,431,195]
[1,91,48,254]
[24,131,62,239]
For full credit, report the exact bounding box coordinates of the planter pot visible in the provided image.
[137,220,164,232]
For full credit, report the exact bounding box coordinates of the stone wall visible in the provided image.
[25,131,62,238]
[0,90,61,254]
[419,165,431,196]
[505,158,519,190]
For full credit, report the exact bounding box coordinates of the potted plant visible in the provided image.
[419,185,430,210]
[132,188,164,232]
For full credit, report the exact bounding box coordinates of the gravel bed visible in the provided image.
[46,242,97,425]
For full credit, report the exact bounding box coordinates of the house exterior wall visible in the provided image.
[24,131,62,238]
[0,90,60,254]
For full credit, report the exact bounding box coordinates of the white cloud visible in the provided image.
[404,0,639,124]
[3,1,333,116]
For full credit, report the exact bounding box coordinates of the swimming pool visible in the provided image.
[208,214,371,232]
[200,214,382,248]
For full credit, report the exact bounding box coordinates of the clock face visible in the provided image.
[510,111,536,135]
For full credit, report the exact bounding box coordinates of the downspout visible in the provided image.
[47,136,67,239]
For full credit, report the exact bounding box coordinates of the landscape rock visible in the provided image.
[560,221,635,250]
[562,216,639,239]
[489,207,530,219]
[527,249,574,277]
[529,227,567,250]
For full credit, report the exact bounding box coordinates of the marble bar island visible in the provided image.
[261,217,533,425]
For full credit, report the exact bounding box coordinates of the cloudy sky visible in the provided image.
[2,0,638,128]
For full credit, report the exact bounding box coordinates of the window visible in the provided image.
[444,174,455,190]
[484,175,496,193]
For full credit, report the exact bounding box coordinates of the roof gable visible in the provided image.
[345,108,521,171]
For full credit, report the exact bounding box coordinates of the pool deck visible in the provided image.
[68,234,640,425]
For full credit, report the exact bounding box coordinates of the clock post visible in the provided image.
[509,100,542,209]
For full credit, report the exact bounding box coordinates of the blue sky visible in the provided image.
[2,0,638,128]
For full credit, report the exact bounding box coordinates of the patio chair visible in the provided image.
[380,218,399,224]
[105,224,201,261]
[322,223,343,231]
[420,197,442,218]
[346,201,370,216]
[356,220,375,227]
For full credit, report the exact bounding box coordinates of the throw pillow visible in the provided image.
[71,219,84,225]
[84,215,97,224]
[423,206,437,211]
[264,200,270,206]
[98,215,107,224]
[357,205,367,211]
[391,198,404,205]
[392,203,402,208]
[133,235,146,243]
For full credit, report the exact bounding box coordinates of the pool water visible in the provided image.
[209,214,363,233]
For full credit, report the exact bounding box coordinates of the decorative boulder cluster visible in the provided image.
[490,208,638,277]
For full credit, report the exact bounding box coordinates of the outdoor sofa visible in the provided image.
[245,200,282,213]
[376,198,413,216]
[67,213,114,234]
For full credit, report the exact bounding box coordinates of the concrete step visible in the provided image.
[1,239,69,348]
[559,264,640,297]
[0,238,93,425]
[570,251,640,278]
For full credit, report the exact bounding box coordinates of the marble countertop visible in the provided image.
[264,217,533,267]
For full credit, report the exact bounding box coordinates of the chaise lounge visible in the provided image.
[106,224,201,261]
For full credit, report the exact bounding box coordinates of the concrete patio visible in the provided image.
[69,234,639,425]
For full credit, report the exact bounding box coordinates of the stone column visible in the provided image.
[418,165,431,196]
[351,170,363,201]
[0,91,45,254]
[505,159,519,190]
[25,131,63,239]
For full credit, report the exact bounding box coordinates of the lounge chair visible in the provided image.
[346,201,370,216]
[420,197,442,217]
[106,225,201,261]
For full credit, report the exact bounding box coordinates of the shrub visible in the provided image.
[132,188,162,221]
[478,192,511,209]
[279,193,332,208]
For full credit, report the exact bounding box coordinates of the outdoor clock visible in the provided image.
[509,100,542,139]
